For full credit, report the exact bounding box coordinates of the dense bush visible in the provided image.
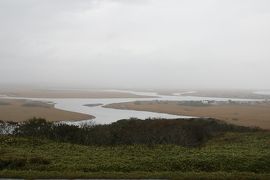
[14,118,53,137]
[11,117,258,147]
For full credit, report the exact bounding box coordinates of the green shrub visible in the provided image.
[13,118,258,147]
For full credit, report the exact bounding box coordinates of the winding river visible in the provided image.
[1,90,265,125]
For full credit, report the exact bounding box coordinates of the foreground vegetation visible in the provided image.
[12,117,257,147]
[1,118,269,179]
[1,132,270,179]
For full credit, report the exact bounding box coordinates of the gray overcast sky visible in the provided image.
[0,0,270,89]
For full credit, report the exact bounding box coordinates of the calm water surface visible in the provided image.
[1,90,263,125]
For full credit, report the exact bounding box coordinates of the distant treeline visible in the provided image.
[1,118,259,147]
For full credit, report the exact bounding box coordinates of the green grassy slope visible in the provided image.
[1,132,270,179]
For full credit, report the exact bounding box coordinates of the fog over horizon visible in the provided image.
[0,0,270,90]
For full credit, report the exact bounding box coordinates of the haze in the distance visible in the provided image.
[0,0,270,90]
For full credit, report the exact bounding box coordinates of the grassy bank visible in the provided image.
[1,131,270,179]
[104,100,270,129]
[0,99,93,122]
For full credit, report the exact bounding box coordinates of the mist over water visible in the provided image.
[0,0,270,90]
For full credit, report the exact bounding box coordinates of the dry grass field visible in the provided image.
[104,101,270,129]
[0,99,93,122]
